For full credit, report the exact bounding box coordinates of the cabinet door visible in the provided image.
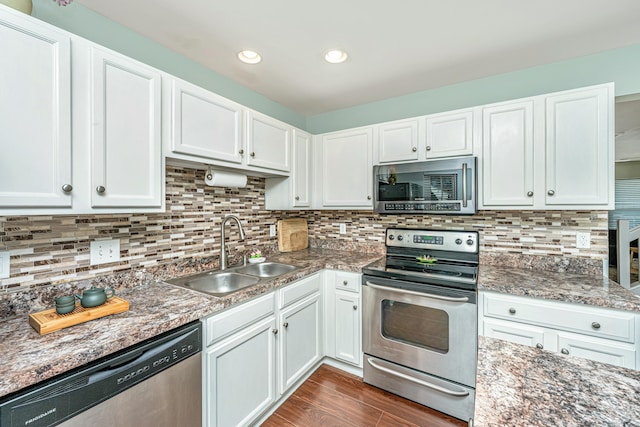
[292,129,311,207]
[483,318,546,350]
[90,47,162,208]
[556,331,636,369]
[335,290,361,365]
[279,293,322,393]
[425,109,473,158]
[0,13,72,208]
[321,128,373,207]
[481,101,535,207]
[170,78,243,164]
[205,316,277,427]
[545,86,611,206]
[377,119,419,163]
[246,110,291,172]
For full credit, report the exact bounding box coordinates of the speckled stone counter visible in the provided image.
[479,265,640,312]
[475,336,640,426]
[0,248,382,398]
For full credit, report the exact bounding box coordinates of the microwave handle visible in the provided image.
[462,162,468,208]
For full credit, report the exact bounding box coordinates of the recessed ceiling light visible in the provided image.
[237,50,262,64]
[324,49,348,64]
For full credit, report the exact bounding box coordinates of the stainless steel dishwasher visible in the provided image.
[0,321,202,427]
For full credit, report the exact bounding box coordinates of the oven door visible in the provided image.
[362,276,477,388]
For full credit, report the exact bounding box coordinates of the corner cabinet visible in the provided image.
[479,292,638,369]
[0,9,72,209]
[318,128,373,209]
[88,47,163,208]
[246,110,291,173]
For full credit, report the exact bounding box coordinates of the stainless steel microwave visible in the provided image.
[373,156,477,214]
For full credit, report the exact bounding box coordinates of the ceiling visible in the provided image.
[76,0,640,116]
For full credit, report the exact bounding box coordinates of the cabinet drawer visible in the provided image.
[206,292,275,346]
[484,293,636,343]
[483,318,546,350]
[280,273,321,308]
[335,271,361,293]
[556,331,636,370]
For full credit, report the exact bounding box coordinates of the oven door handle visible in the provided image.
[365,281,469,303]
[366,358,470,397]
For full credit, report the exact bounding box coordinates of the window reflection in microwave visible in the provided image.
[381,299,449,353]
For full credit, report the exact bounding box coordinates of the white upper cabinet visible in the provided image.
[545,86,612,206]
[482,100,535,207]
[246,110,291,172]
[425,109,474,159]
[292,129,312,207]
[89,47,163,208]
[319,128,373,208]
[168,78,243,164]
[376,119,420,163]
[0,10,72,208]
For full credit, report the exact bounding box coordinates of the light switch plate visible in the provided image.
[270,224,276,237]
[576,232,591,249]
[0,251,10,279]
[339,223,346,234]
[90,240,121,265]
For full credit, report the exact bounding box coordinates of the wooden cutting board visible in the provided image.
[278,218,308,252]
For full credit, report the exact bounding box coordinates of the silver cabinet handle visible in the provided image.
[536,343,543,349]
[547,190,555,196]
[561,348,569,355]
[367,358,469,397]
[283,322,289,328]
[461,162,468,208]
[96,186,106,194]
[426,146,432,151]
[527,191,533,197]
[509,308,516,314]
[353,305,357,310]
[238,149,244,155]
[591,322,601,329]
[272,328,278,335]
[250,152,256,157]
[62,184,73,193]
[411,147,417,152]
[343,280,348,286]
[366,281,469,302]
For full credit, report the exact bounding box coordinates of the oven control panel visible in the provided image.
[386,228,478,253]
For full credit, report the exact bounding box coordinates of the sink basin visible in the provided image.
[166,271,259,296]
[237,262,299,278]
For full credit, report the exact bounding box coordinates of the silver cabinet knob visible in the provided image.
[61,184,73,193]
[283,322,289,328]
[508,308,516,314]
[96,186,106,194]
[343,280,348,286]
[591,322,601,329]
[561,348,569,355]
[367,196,372,200]
[250,152,256,157]
[239,149,244,155]
[536,343,543,349]
[527,191,533,197]
[353,305,358,310]
[272,328,278,335]
[206,173,213,180]
[295,196,300,200]
[426,146,432,151]
[411,147,417,152]
[547,190,555,196]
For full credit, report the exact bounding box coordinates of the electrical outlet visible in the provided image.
[576,232,591,249]
[90,239,121,265]
[0,251,10,279]
[270,224,276,237]
[339,223,346,234]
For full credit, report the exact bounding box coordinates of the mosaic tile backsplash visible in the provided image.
[0,166,608,292]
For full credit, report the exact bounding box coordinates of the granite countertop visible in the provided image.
[475,336,640,426]
[0,248,382,398]
[479,265,640,312]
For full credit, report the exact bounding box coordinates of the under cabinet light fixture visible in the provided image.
[237,50,262,64]
[324,49,348,64]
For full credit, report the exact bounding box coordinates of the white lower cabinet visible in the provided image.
[324,270,362,367]
[480,292,639,369]
[202,273,323,427]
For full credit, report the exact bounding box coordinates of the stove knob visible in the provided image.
[466,239,474,246]
[455,238,462,245]
[388,234,395,241]
[397,235,404,241]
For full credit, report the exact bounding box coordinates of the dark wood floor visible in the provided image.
[262,364,466,427]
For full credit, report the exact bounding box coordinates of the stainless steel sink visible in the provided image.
[166,271,260,296]
[236,262,299,278]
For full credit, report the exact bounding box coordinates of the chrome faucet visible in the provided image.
[220,215,246,270]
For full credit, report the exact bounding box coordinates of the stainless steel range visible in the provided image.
[362,228,479,422]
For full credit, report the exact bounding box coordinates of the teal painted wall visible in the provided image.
[31,0,307,129]
[31,1,640,135]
